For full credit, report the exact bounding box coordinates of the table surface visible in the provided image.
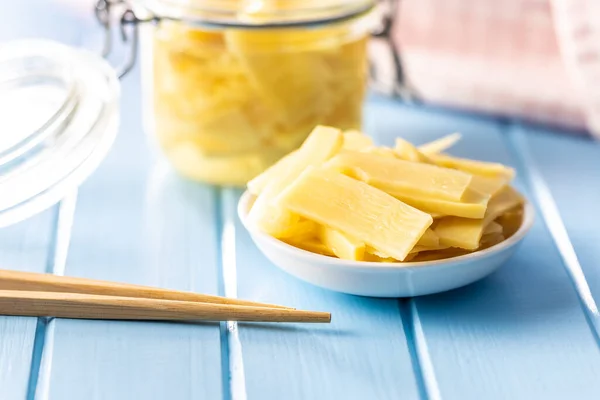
[3,2,600,400]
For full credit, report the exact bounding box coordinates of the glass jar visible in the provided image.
[134,0,375,186]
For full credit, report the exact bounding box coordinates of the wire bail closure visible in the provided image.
[369,0,419,103]
[95,0,157,79]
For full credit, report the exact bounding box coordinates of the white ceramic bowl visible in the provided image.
[238,191,535,297]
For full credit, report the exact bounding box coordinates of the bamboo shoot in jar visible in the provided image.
[142,0,374,185]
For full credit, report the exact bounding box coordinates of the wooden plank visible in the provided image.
[365,100,600,399]
[0,211,54,400]
[38,68,224,400]
[222,189,422,400]
[514,127,600,334]
[40,168,224,400]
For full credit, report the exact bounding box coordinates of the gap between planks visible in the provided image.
[27,190,78,400]
[504,125,600,347]
[399,299,442,400]
[215,188,248,400]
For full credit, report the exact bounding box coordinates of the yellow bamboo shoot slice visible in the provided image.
[361,147,398,158]
[404,253,418,262]
[277,219,318,241]
[248,126,343,237]
[364,247,417,262]
[434,217,484,250]
[225,28,336,125]
[483,221,503,236]
[430,153,515,180]
[429,212,446,219]
[418,133,462,154]
[277,166,432,261]
[418,229,439,247]
[480,232,505,249]
[469,175,508,197]
[247,125,343,195]
[487,186,524,220]
[342,130,373,151]
[434,185,524,250]
[326,151,473,201]
[496,205,524,238]
[391,188,490,219]
[365,246,390,259]
[394,138,434,163]
[411,248,471,262]
[284,237,335,257]
[479,234,505,250]
[247,150,299,196]
[363,253,397,262]
[409,244,451,254]
[318,226,365,261]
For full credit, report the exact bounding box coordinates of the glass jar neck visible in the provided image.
[135,0,375,29]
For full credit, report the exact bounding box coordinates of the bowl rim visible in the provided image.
[237,190,535,271]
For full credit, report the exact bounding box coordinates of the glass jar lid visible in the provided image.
[0,39,120,227]
[135,0,375,28]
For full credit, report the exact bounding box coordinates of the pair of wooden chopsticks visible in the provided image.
[0,269,331,323]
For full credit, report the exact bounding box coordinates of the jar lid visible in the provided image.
[0,40,119,227]
[136,0,375,28]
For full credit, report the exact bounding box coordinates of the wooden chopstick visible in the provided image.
[0,269,292,309]
[0,290,331,323]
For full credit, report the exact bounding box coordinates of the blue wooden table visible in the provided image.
[3,2,600,399]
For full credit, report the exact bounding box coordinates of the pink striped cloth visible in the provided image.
[368,0,600,137]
